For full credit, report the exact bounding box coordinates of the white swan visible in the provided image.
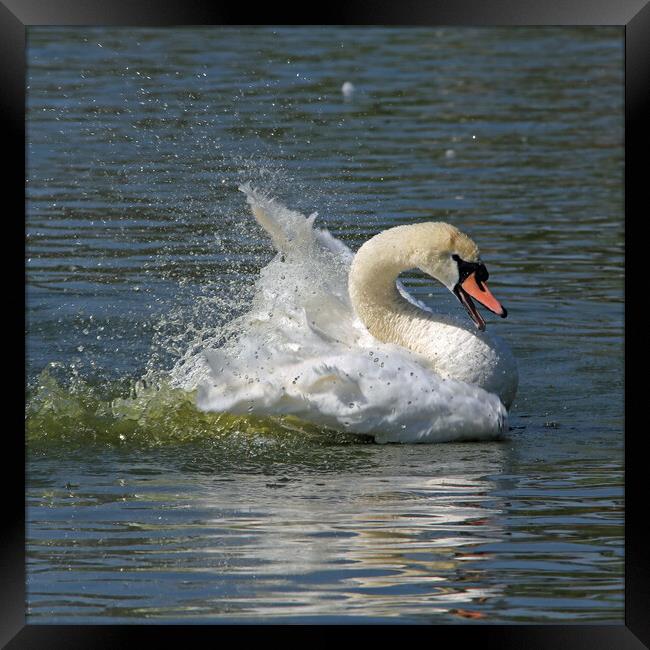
[192,184,518,443]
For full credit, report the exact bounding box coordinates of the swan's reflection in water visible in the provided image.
[153,443,508,620]
[28,436,622,622]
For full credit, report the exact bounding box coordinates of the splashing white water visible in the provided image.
[170,184,508,443]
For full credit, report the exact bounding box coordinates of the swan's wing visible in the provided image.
[239,182,357,341]
[170,183,363,389]
[239,182,311,254]
[239,183,353,261]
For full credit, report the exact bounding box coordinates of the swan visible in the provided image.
[191,184,518,443]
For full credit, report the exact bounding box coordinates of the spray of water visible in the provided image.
[27,160,365,448]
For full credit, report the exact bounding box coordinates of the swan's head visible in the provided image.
[414,223,508,331]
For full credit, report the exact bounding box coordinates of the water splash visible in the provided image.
[26,364,373,451]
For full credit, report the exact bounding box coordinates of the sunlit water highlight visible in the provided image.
[26,26,623,623]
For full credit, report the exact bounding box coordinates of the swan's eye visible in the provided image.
[452,254,481,283]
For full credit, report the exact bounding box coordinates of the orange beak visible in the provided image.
[462,273,507,317]
[454,272,507,331]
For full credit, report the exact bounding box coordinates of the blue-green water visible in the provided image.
[26,27,624,623]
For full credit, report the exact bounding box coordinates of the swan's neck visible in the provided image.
[348,224,449,345]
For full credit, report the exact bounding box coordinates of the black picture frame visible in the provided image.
[6,1,646,647]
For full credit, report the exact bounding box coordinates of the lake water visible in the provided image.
[26,26,624,623]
